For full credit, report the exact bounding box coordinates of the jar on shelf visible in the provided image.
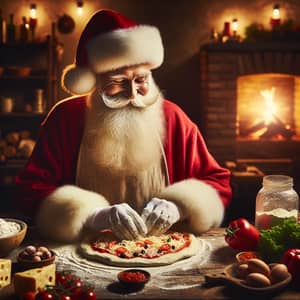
[255,175,299,230]
[34,89,45,113]
[0,97,14,113]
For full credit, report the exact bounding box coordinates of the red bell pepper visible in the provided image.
[281,248,300,287]
[225,218,260,251]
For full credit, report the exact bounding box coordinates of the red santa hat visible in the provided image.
[62,9,164,95]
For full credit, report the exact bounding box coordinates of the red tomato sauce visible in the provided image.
[119,270,148,283]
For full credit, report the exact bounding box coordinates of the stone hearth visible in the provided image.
[200,42,300,169]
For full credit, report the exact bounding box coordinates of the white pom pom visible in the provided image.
[61,65,96,95]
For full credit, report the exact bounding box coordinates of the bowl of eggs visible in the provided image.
[17,245,55,270]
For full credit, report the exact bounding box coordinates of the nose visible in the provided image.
[126,80,138,99]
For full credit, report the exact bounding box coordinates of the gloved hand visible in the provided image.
[141,198,181,236]
[85,203,147,240]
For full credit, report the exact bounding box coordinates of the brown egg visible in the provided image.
[237,263,249,278]
[246,272,271,287]
[247,258,271,278]
[270,264,290,284]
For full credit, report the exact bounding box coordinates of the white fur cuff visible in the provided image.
[35,185,109,242]
[159,179,224,234]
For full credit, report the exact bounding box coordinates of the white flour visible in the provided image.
[0,218,21,237]
[52,238,211,290]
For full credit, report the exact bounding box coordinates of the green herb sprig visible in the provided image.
[259,218,300,263]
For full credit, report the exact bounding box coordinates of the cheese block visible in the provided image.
[0,259,11,288]
[13,263,55,296]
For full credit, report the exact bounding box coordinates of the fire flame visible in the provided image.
[260,87,277,125]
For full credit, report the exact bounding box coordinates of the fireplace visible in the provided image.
[200,42,300,222]
[238,74,299,140]
[200,42,300,171]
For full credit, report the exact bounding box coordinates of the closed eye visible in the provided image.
[135,76,148,84]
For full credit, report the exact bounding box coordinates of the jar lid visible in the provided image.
[263,175,293,187]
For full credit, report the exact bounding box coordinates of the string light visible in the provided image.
[232,18,238,35]
[29,3,37,42]
[272,4,280,20]
[77,0,84,16]
[30,3,37,19]
[270,3,281,29]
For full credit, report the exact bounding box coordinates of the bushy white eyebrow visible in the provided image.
[108,72,151,81]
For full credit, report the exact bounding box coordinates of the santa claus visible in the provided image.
[15,9,232,242]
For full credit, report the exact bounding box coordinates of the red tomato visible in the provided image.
[135,241,144,247]
[159,244,171,252]
[70,280,83,296]
[61,296,71,300]
[57,272,73,281]
[56,271,68,285]
[107,240,117,248]
[21,292,36,300]
[35,291,54,300]
[170,234,180,240]
[281,248,300,287]
[144,239,154,245]
[79,289,97,300]
[115,247,127,254]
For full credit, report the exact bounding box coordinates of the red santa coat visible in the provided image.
[15,97,232,242]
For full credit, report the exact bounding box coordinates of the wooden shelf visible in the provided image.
[0,112,46,118]
[0,160,27,170]
[0,28,61,193]
[201,42,300,52]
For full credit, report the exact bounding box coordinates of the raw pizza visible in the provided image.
[79,230,199,267]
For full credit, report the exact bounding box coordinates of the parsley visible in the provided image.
[259,218,300,262]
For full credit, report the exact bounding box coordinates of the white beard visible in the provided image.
[76,81,167,210]
[85,80,164,173]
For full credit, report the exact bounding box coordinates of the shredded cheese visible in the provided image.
[92,232,190,259]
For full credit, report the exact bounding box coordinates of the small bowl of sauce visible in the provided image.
[236,251,260,263]
[117,269,150,288]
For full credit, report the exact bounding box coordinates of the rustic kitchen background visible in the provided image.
[1,0,300,223]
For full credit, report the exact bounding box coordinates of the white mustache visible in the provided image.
[100,92,147,109]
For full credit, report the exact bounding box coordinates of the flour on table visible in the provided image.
[52,237,211,290]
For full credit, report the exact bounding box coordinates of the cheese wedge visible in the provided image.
[0,259,11,288]
[13,263,55,296]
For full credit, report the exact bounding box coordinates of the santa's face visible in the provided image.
[95,64,158,109]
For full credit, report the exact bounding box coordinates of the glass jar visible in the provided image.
[255,175,299,230]
[34,89,45,113]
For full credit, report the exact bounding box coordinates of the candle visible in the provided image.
[223,21,231,37]
[270,4,280,29]
[232,18,238,36]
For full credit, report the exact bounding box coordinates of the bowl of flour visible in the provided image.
[0,218,27,257]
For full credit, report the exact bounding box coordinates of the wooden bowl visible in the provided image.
[205,263,292,295]
[17,249,55,270]
[0,218,27,257]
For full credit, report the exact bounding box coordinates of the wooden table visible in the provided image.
[1,228,300,300]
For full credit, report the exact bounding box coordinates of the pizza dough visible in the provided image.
[79,231,199,267]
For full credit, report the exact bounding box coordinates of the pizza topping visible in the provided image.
[170,234,180,241]
[144,239,154,245]
[91,232,191,259]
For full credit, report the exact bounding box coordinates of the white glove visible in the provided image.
[86,203,147,240]
[141,198,181,236]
